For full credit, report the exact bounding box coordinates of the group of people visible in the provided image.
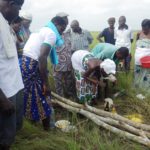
[0,0,150,149]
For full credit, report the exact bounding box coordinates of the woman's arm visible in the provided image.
[39,44,51,96]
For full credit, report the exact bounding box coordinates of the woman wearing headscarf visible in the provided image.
[71,50,116,104]
[20,16,67,130]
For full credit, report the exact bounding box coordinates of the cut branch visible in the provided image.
[51,92,150,131]
[52,99,150,148]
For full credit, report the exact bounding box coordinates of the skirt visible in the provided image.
[74,69,97,103]
[20,55,51,121]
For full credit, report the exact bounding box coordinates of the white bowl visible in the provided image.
[61,125,78,133]
[55,120,70,129]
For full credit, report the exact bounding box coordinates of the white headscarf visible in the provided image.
[100,59,116,74]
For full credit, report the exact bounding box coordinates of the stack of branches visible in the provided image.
[51,92,150,148]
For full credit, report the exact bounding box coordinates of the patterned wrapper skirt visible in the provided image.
[134,65,150,93]
[74,70,97,103]
[20,55,51,121]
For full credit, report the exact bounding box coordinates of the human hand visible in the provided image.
[43,83,51,96]
[0,99,15,116]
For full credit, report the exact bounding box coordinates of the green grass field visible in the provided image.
[12,32,150,150]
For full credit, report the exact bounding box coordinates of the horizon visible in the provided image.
[21,0,149,32]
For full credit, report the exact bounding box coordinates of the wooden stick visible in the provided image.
[53,99,150,148]
[52,99,150,138]
[51,92,83,108]
[80,109,150,148]
[96,116,150,139]
[52,92,150,131]
[52,98,150,138]
[85,104,150,131]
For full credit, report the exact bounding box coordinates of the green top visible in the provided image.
[92,43,118,63]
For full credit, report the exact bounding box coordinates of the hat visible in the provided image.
[56,12,69,17]
[20,11,32,21]
[100,59,116,75]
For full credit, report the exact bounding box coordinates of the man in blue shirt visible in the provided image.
[92,43,129,64]
[92,43,129,99]
[97,17,115,45]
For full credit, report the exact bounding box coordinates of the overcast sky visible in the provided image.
[21,0,150,32]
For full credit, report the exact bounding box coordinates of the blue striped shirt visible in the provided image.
[70,29,93,52]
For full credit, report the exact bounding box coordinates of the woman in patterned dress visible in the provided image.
[20,17,67,130]
[71,50,116,104]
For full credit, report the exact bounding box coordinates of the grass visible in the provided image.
[12,32,150,150]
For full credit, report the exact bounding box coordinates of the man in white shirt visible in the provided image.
[0,0,24,149]
[115,16,133,70]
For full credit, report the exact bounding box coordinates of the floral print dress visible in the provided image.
[74,54,98,103]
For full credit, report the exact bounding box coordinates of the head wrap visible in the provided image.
[100,59,116,74]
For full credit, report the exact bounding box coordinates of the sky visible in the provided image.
[21,0,150,32]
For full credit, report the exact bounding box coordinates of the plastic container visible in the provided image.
[140,56,150,68]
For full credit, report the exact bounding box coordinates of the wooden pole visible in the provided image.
[51,92,150,131]
[52,99,150,148]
